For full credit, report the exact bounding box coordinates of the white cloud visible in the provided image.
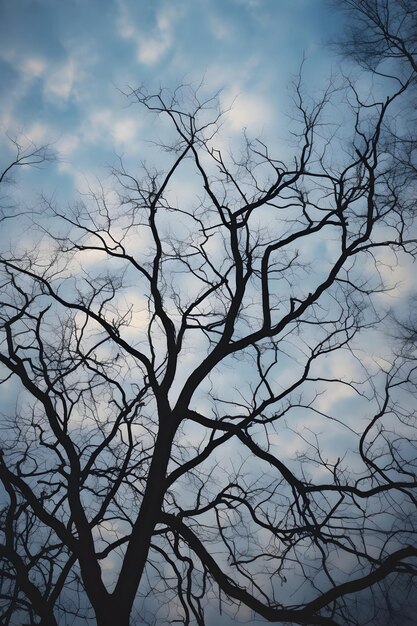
[373,247,415,304]
[44,58,76,102]
[224,90,273,134]
[116,1,181,66]
[113,117,139,144]
[21,56,46,78]
[138,5,182,65]
[116,5,137,41]
[119,292,151,340]
[136,5,177,66]
[57,133,80,160]
[82,107,143,151]
[137,36,171,65]
[3,51,79,111]
[312,351,363,417]
[25,121,49,144]
[207,12,235,42]
[0,54,46,127]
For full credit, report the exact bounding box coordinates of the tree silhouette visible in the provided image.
[1,6,417,625]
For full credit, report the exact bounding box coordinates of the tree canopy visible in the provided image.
[1,2,417,625]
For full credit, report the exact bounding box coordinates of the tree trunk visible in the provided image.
[111,420,177,612]
[95,605,131,626]
[37,614,58,626]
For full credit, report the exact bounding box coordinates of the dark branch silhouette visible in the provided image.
[1,4,417,624]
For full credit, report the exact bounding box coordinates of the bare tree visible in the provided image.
[333,0,417,191]
[334,0,417,76]
[1,12,417,626]
[0,136,54,224]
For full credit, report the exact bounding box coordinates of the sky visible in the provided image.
[1,2,417,625]
[0,0,341,198]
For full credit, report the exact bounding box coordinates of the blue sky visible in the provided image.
[3,3,417,624]
[1,0,413,485]
[0,0,341,197]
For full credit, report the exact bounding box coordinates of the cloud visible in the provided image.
[224,89,273,134]
[373,247,415,305]
[20,56,46,79]
[139,4,182,65]
[0,53,46,126]
[116,4,137,41]
[82,107,143,150]
[116,1,182,66]
[137,36,170,66]
[207,12,235,41]
[57,133,80,160]
[43,58,76,102]
[24,121,50,144]
[2,51,78,113]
